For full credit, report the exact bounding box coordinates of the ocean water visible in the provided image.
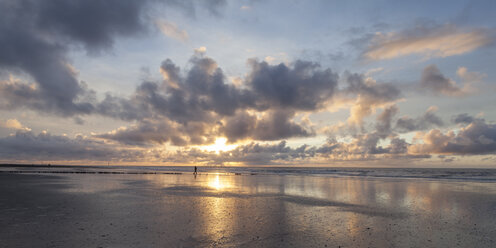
[2,165,496,181]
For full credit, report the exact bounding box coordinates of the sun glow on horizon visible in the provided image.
[199,137,237,154]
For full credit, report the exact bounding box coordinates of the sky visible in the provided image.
[0,0,496,167]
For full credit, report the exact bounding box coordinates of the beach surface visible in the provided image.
[1,166,496,247]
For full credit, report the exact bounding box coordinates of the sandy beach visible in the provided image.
[1,168,495,247]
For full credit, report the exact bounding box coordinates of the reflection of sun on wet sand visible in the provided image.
[1,167,496,247]
[207,174,233,190]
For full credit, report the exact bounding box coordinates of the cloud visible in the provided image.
[0,0,152,116]
[420,65,477,96]
[251,110,312,140]
[222,109,313,142]
[220,141,311,165]
[164,141,313,165]
[156,133,426,165]
[35,0,148,52]
[408,118,496,155]
[0,119,31,131]
[4,117,496,165]
[221,111,257,142]
[0,130,142,162]
[94,54,338,146]
[98,107,313,147]
[247,59,338,111]
[95,55,246,123]
[0,74,95,116]
[375,105,398,138]
[344,73,401,126]
[313,134,416,162]
[396,106,444,132]
[155,19,189,42]
[456,66,486,84]
[194,46,207,54]
[363,25,492,61]
[95,118,216,147]
[0,0,226,117]
[451,113,484,125]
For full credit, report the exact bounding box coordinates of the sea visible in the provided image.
[2,164,496,181]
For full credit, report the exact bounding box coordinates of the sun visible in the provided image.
[200,137,237,154]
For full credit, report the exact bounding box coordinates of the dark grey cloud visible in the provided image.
[0,0,155,115]
[420,65,466,96]
[96,119,182,147]
[181,56,254,116]
[96,93,151,121]
[375,105,399,138]
[451,113,484,124]
[35,0,148,53]
[252,110,311,141]
[222,111,257,142]
[0,130,142,161]
[98,56,254,124]
[345,73,401,102]
[0,75,95,116]
[396,106,444,132]
[389,138,409,154]
[247,60,338,111]
[222,109,312,142]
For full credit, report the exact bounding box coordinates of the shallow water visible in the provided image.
[3,165,496,181]
[1,171,495,247]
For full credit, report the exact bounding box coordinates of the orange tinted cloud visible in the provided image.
[364,26,491,60]
[156,19,189,42]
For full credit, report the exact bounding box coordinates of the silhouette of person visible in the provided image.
[194,166,197,174]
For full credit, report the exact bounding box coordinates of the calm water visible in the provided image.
[3,165,496,181]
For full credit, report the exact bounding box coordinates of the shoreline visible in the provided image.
[2,164,496,182]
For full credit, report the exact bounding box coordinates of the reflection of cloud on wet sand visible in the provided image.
[160,184,407,218]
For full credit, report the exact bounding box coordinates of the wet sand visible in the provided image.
[1,171,495,247]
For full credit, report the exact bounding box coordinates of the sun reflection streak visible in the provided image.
[207,174,233,191]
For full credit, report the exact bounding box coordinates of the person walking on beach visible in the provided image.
[194,166,197,174]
